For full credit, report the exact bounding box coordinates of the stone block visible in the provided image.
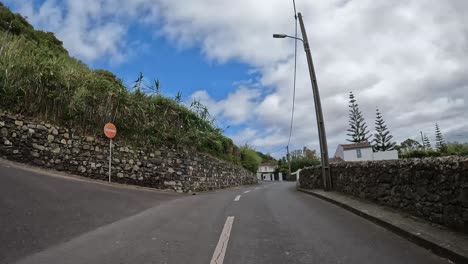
[32,143,45,151]
[51,147,61,154]
[33,159,45,166]
[1,127,7,137]
[36,125,47,131]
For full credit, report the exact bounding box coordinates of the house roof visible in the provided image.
[259,162,277,167]
[340,142,372,150]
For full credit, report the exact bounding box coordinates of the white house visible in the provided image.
[257,163,283,181]
[334,142,398,161]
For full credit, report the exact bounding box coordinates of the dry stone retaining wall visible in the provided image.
[0,112,256,192]
[299,158,468,233]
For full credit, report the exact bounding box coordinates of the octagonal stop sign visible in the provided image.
[104,123,117,139]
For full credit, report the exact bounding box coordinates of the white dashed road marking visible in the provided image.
[243,190,251,194]
[210,216,235,264]
[255,187,260,190]
[234,195,241,201]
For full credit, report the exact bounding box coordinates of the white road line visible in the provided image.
[234,195,241,201]
[210,216,235,264]
[243,190,251,193]
[255,187,260,190]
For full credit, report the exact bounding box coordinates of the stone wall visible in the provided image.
[299,158,468,233]
[0,112,256,192]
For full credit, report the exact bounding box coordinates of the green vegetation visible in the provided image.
[277,147,320,177]
[445,142,468,156]
[398,141,468,159]
[256,151,275,163]
[0,4,261,170]
[240,145,262,173]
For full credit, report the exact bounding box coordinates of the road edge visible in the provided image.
[0,158,257,195]
[297,187,467,264]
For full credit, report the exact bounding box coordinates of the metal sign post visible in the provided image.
[108,138,112,183]
[104,123,117,183]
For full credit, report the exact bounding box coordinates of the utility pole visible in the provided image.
[286,145,292,181]
[297,12,331,190]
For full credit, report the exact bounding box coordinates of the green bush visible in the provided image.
[240,146,262,173]
[445,142,468,156]
[399,150,441,159]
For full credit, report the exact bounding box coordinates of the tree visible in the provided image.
[346,92,370,143]
[303,146,318,160]
[435,123,446,152]
[399,138,422,153]
[372,108,396,151]
[423,134,432,149]
[279,147,320,174]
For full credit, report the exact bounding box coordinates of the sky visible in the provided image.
[5,0,468,158]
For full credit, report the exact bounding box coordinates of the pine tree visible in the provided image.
[346,92,371,143]
[423,134,432,149]
[372,108,396,151]
[435,123,446,152]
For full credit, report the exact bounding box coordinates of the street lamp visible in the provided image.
[274,12,331,191]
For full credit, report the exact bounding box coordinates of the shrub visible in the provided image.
[240,145,262,173]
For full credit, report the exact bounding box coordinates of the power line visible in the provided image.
[287,0,298,148]
[268,146,287,155]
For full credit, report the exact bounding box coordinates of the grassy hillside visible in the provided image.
[0,3,262,172]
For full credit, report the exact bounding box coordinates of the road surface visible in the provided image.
[0,160,449,264]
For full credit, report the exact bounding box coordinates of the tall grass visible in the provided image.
[0,33,242,164]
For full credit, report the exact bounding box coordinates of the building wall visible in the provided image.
[258,165,275,173]
[334,146,344,160]
[373,150,398,160]
[299,157,468,233]
[343,147,373,161]
[257,172,283,181]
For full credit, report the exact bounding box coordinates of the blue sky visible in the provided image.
[5,0,468,158]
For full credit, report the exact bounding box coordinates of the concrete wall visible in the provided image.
[299,157,468,233]
[343,147,373,161]
[373,150,398,160]
[258,165,275,172]
[0,112,257,192]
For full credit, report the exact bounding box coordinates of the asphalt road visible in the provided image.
[0,160,450,264]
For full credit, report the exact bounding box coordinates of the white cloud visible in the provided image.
[7,0,468,156]
[191,86,260,125]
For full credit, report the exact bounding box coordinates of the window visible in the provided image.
[356,148,362,158]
